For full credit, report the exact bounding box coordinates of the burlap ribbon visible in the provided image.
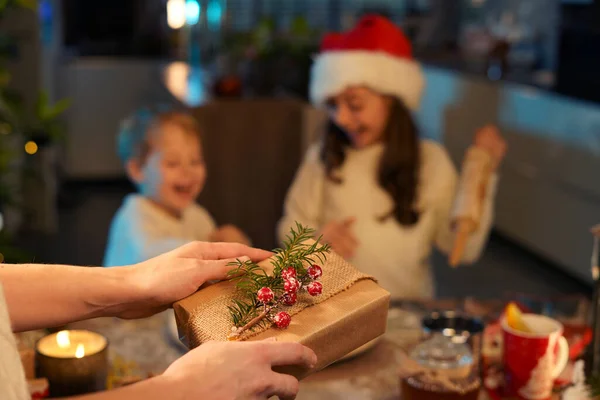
[185,246,374,345]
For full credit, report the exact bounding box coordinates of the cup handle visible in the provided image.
[551,336,569,379]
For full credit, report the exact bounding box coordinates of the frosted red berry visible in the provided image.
[274,311,291,329]
[307,281,323,296]
[257,287,274,303]
[284,277,300,293]
[283,292,297,306]
[281,267,296,280]
[307,265,323,280]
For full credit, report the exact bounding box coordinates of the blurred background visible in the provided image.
[1,0,600,299]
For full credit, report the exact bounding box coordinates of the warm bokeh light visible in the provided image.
[167,0,186,29]
[25,141,38,155]
[75,344,85,359]
[56,331,71,348]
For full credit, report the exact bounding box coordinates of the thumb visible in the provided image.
[198,256,250,282]
[342,217,356,227]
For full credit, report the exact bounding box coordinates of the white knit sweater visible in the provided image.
[0,283,28,400]
[104,194,216,266]
[278,140,497,299]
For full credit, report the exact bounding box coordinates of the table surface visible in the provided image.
[68,298,574,400]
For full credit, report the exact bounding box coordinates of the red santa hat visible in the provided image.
[310,15,425,111]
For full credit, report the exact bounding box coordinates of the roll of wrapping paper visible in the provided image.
[449,147,494,267]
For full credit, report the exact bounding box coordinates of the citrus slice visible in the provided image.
[505,302,531,333]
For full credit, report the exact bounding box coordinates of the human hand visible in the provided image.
[318,217,359,259]
[473,125,507,171]
[116,242,272,319]
[161,340,317,400]
[210,224,251,246]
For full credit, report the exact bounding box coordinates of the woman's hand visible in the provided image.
[160,340,317,400]
[77,340,317,400]
[210,224,251,245]
[318,217,359,259]
[473,125,507,171]
[117,242,272,319]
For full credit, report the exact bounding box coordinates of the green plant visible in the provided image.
[0,0,67,262]
[218,16,320,98]
[22,90,71,143]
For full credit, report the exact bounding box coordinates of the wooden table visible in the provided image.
[69,298,571,399]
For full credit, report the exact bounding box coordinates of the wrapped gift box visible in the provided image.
[174,246,390,379]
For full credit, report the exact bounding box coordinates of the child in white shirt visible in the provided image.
[104,109,249,267]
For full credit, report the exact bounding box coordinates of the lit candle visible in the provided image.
[36,330,108,397]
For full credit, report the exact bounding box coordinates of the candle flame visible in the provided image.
[56,331,71,348]
[75,343,85,359]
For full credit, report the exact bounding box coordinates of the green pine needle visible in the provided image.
[227,222,330,331]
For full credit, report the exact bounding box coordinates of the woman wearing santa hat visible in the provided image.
[278,15,507,299]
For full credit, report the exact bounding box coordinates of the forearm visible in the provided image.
[0,263,138,332]
[67,376,180,400]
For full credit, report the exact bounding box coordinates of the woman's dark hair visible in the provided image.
[320,97,421,226]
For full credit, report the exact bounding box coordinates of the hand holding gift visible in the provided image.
[449,125,507,267]
[161,340,316,400]
[174,223,390,379]
[116,241,271,320]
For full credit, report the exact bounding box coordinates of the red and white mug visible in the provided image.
[501,314,569,400]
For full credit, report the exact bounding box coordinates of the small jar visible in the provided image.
[401,334,481,400]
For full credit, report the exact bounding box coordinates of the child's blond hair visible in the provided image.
[117,108,202,164]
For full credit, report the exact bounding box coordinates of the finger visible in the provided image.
[339,228,359,248]
[197,256,250,282]
[327,232,350,257]
[207,231,220,242]
[196,242,273,262]
[260,342,317,368]
[262,372,300,400]
[337,225,359,252]
[333,243,354,259]
[331,238,354,259]
[341,217,356,227]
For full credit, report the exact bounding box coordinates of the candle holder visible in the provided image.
[35,330,108,397]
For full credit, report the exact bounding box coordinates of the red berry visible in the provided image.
[281,267,296,280]
[274,311,291,329]
[257,287,274,303]
[308,265,323,280]
[307,281,323,296]
[284,277,300,293]
[283,292,297,306]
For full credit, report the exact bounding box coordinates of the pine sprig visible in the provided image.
[226,222,330,339]
[272,222,330,274]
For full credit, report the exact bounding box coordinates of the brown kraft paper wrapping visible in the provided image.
[174,246,391,379]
